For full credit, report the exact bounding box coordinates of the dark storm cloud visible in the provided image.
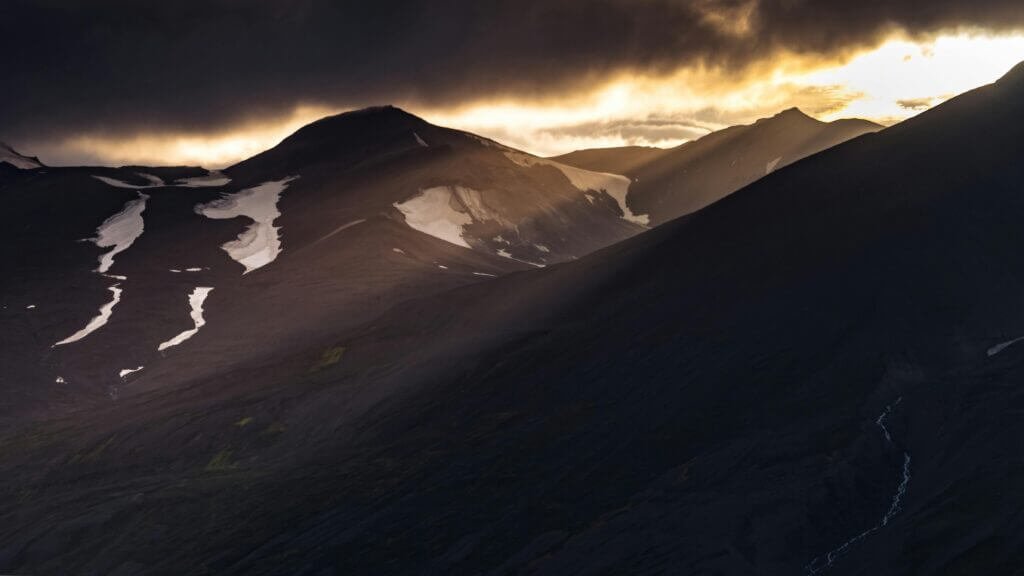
[2,0,1022,145]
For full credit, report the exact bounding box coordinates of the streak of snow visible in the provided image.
[26,305,35,310]
[807,397,911,575]
[414,132,428,147]
[186,267,203,272]
[988,336,1024,356]
[766,156,783,174]
[119,366,144,378]
[173,170,231,187]
[473,272,496,277]
[535,244,550,253]
[393,248,406,254]
[54,285,123,346]
[497,249,512,258]
[309,218,366,248]
[158,287,214,352]
[196,177,297,273]
[94,192,148,273]
[93,174,164,189]
[438,265,448,269]
[394,187,473,249]
[504,152,648,226]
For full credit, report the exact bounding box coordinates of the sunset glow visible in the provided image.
[38,31,1024,166]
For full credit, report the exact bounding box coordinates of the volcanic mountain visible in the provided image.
[554,108,881,226]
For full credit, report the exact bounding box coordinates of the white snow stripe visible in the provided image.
[95,192,148,273]
[54,285,123,346]
[158,287,214,352]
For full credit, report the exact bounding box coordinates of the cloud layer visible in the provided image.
[3,0,1024,159]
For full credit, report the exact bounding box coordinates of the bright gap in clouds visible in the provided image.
[44,30,1024,166]
[424,31,1024,156]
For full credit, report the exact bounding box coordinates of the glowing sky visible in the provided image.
[18,30,1024,166]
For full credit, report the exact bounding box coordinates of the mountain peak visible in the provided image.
[775,107,815,121]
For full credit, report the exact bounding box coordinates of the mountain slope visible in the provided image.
[553,109,881,226]
[0,107,649,418]
[5,66,1024,575]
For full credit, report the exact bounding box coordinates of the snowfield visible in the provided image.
[766,156,783,174]
[54,285,123,346]
[503,152,649,226]
[196,177,298,273]
[394,187,474,248]
[158,287,214,352]
[95,192,149,273]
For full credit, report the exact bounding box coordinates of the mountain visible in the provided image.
[6,62,1024,574]
[553,108,881,226]
[0,107,656,418]
[2,62,1022,575]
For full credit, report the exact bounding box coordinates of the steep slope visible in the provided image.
[554,109,881,226]
[0,107,647,418]
[3,62,1023,575]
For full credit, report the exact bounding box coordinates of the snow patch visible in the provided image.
[394,187,474,249]
[473,272,496,277]
[497,249,512,259]
[988,336,1024,356]
[196,177,297,273]
[393,248,406,254]
[766,156,783,174]
[54,285,122,346]
[55,376,65,384]
[534,243,550,253]
[119,366,144,378]
[158,287,214,352]
[26,304,35,310]
[437,265,448,269]
[94,192,148,273]
[173,170,231,188]
[504,152,648,226]
[413,132,428,147]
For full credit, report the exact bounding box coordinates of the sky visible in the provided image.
[3,0,1024,166]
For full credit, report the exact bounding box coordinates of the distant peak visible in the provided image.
[775,107,814,120]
